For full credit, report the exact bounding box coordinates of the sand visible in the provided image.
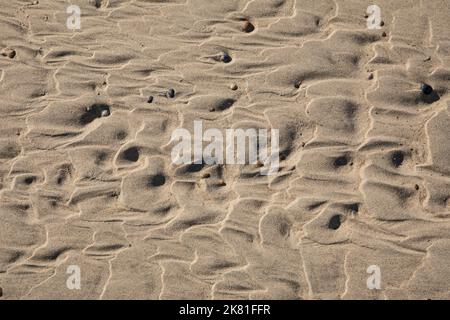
[0,0,449,300]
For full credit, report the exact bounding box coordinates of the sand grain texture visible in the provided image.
[0,0,449,300]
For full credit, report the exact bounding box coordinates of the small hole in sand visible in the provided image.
[148,174,166,187]
[328,215,341,230]
[122,147,139,162]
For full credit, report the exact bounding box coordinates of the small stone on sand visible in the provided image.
[230,83,238,90]
[243,20,255,33]
[167,88,175,98]
[147,96,153,103]
[220,53,232,63]
[1,48,16,59]
[328,215,341,230]
[420,83,433,95]
[101,109,110,117]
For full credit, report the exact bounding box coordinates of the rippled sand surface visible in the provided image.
[0,0,449,299]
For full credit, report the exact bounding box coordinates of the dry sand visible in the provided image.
[0,0,450,300]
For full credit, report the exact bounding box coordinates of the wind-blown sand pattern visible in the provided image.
[0,0,449,300]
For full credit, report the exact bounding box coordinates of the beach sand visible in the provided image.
[0,0,449,299]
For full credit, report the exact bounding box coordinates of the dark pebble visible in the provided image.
[243,21,255,33]
[149,174,166,187]
[2,48,16,59]
[334,155,349,167]
[147,96,153,103]
[420,83,433,95]
[328,215,341,230]
[391,151,404,167]
[166,88,175,98]
[123,147,139,162]
[24,176,36,185]
[382,32,387,37]
[220,53,232,63]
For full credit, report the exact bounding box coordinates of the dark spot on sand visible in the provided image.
[420,83,433,95]
[2,48,16,59]
[382,32,387,37]
[109,191,119,198]
[147,96,153,103]
[57,173,66,185]
[242,20,255,33]
[279,222,289,237]
[217,180,227,187]
[328,215,341,230]
[187,163,204,172]
[0,287,3,297]
[415,184,420,191]
[380,21,385,26]
[334,155,349,167]
[166,88,175,98]
[148,174,166,187]
[24,176,36,185]
[122,147,139,162]
[220,53,232,63]
[116,131,127,140]
[391,151,404,167]
[80,103,111,125]
[368,73,374,80]
[346,203,359,212]
[215,98,235,111]
[19,204,30,210]
[96,151,108,164]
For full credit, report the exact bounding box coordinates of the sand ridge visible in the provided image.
[0,0,449,299]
